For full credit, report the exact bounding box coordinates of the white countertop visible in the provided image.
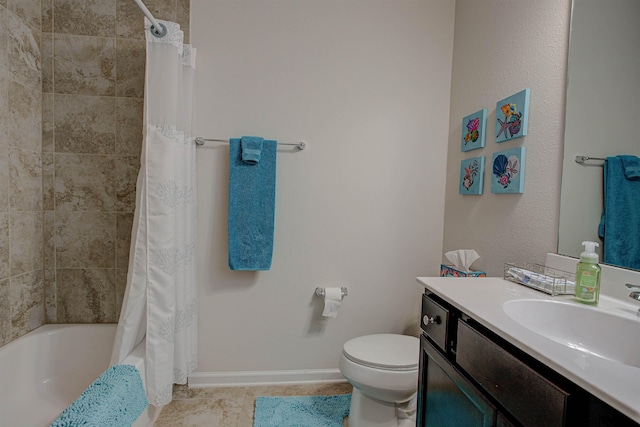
[416,276,640,424]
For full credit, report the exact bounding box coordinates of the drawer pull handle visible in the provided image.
[423,314,441,325]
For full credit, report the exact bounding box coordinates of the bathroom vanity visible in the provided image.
[416,277,640,427]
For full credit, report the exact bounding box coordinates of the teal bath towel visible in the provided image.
[598,155,640,269]
[49,364,148,427]
[228,137,277,270]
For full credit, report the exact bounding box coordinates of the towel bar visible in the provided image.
[195,137,306,150]
[575,155,605,164]
[315,287,348,298]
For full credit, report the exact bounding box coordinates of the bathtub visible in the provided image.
[0,324,158,427]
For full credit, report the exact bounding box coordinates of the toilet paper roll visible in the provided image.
[321,287,343,318]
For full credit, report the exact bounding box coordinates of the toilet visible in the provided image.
[339,334,420,427]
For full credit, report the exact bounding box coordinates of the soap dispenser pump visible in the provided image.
[574,241,601,305]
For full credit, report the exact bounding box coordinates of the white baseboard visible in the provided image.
[188,368,346,388]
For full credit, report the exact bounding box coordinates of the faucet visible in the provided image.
[625,284,640,316]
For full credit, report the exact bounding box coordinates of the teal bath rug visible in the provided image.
[254,394,351,427]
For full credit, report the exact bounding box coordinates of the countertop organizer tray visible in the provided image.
[503,262,575,296]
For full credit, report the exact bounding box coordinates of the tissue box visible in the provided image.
[440,264,486,277]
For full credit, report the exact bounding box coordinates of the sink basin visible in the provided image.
[502,299,640,368]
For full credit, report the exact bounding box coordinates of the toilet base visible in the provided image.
[348,388,416,427]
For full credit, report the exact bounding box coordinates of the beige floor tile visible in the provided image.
[154,397,243,427]
[173,384,248,401]
[155,382,352,427]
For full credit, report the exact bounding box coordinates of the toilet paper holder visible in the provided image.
[315,287,348,298]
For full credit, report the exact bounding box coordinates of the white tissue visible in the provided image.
[445,249,480,272]
[321,287,343,318]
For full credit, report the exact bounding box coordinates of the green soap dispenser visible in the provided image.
[574,241,601,304]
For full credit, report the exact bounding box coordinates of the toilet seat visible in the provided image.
[343,334,419,371]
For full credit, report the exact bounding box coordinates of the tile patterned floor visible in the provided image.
[153,382,353,427]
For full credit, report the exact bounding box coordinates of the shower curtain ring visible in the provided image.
[150,22,167,38]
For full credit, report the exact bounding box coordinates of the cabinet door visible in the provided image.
[418,335,496,427]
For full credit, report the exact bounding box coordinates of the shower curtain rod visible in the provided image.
[132,0,167,37]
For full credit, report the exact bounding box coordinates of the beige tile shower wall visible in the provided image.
[0,0,44,347]
[41,0,190,324]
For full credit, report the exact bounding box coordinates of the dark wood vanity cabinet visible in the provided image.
[419,335,497,426]
[417,293,512,427]
[417,292,640,427]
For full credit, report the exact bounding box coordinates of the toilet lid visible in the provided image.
[343,334,419,370]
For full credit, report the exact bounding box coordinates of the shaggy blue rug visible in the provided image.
[254,394,351,427]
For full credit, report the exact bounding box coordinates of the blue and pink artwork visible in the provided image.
[495,89,530,143]
[459,156,485,195]
[461,109,487,152]
[491,147,525,194]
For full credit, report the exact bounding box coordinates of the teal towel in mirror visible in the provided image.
[228,138,277,271]
[599,155,640,270]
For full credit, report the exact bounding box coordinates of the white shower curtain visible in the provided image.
[110,19,198,408]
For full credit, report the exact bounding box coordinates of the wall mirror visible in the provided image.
[557,0,640,270]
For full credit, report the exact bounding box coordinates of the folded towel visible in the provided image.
[599,156,640,269]
[50,364,148,427]
[228,138,277,270]
[620,155,640,180]
[241,136,264,165]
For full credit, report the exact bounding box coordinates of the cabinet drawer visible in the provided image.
[457,320,570,427]
[421,294,450,352]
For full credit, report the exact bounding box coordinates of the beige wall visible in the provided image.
[443,0,572,277]
[0,0,190,348]
[192,0,455,374]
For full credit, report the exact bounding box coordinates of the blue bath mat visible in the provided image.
[50,364,147,427]
[254,394,351,427]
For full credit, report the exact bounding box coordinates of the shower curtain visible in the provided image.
[110,19,198,407]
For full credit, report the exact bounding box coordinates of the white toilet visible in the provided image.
[339,334,420,427]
